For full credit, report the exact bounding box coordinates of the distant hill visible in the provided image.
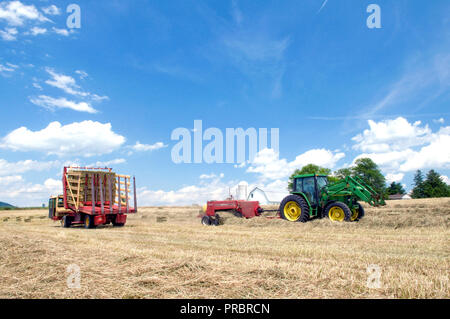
[0,202,15,208]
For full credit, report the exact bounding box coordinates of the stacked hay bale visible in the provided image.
[65,169,117,209]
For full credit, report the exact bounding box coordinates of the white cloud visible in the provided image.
[0,1,50,26]
[200,173,224,179]
[131,142,167,152]
[0,121,126,157]
[42,5,60,16]
[30,95,98,113]
[75,70,88,79]
[89,158,126,167]
[42,68,108,104]
[441,175,450,185]
[386,173,404,183]
[352,117,431,153]
[399,131,450,172]
[361,53,450,118]
[0,159,59,176]
[247,148,345,181]
[29,26,46,36]
[0,27,18,41]
[32,82,43,90]
[138,173,289,206]
[52,27,70,36]
[0,177,61,207]
[433,118,445,124]
[317,0,329,13]
[45,68,88,97]
[0,175,23,184]
[0,61,18,73]
[352,118,450,173]
[138,174,231,206]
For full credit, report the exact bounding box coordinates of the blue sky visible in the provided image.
[0,0,449,206]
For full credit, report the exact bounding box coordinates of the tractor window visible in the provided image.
[294,179,303,192]
[57,197,64,207]
[302,177,316,205]
[317,176,328,190]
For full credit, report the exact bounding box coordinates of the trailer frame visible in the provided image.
[50,167,137,228]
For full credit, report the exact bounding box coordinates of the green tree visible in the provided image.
[422,170,450,198]
[386,182,406,195]
[288,164,332,191]
[351,158,386,196]
[334,168,352,179]
[411,170,425,198]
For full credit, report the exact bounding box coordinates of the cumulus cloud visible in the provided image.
[0,176,61,207]
[137,174,288,206]
[352,117,432,153]
[0,158,59,176]
[247,148,345,181]
[0,121,126,157]
[352,117,450,173]
[30,95,97,113]
[385,173,405,183]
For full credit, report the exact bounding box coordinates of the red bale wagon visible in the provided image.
[49,167,137,229]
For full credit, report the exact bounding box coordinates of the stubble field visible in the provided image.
[0,198,449,299]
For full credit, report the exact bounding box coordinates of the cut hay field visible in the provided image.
[0,198,449,299]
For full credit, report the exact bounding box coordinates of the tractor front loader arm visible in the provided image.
[323,176,386,207]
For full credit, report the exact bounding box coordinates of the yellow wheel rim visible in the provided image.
[351,208,359,221]
[86,217,90,227]
[329,207,345,222]
[284,201,301,221]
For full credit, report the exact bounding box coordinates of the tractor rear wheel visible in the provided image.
[325,202,352,222]
[84,215,96,229]
[279,195,310,223]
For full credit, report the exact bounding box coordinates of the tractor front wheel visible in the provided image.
[279,195,310,223]
[325,202,352,222]
[351,203,365,221]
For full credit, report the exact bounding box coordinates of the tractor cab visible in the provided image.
[48,195,64,219]
[292,174,328,207]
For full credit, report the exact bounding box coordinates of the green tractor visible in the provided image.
[280,174,385,222]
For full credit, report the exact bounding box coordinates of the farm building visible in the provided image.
[247,187,279,205]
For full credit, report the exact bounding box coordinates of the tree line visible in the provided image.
[288,158,450,199]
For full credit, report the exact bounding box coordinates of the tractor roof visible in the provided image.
[293,174,328,178]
